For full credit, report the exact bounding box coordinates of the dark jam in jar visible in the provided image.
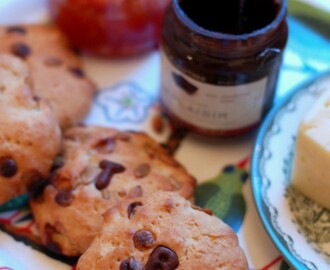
[160,0,288,136]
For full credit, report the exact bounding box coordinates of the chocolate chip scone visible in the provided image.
[76,191,248,270]
[29,125,196,256]
[0,24,96,128]
[0,54,61,205]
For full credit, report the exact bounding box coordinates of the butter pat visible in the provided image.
[291,89,330,210]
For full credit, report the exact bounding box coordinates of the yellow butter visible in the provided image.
[291,89,330,210]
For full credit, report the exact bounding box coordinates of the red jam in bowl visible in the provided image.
[49,0,171,57]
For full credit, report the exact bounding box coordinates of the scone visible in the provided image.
[0,24,96,128]
[29,125,196,256]
[77,191,248,270]
[0,54,61,205]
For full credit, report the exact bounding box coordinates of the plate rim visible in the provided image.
[251,69,330,270]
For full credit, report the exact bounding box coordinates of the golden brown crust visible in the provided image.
[0,54,61,204]
[77,192,248,270]
[0,24,96,128]
[30,125,196,256]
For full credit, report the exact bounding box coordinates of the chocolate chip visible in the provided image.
[120,260,130,270]
[44,57,62,66]
[145,246,179,270]
[11,42,31,58]
[32,96,41,102]
[69,67,85,78]
[120,257,144,270]
[0,157,17,178]
[93,137,115,153]
[27,177,49,200]
[134,164,150,179]
[127,201,143,219]
[95,160,126,190]
[99,160,114,169]
[6,26,26,34]
[51,156,64,172]
[55,190,74,207]
[133,230,155,250]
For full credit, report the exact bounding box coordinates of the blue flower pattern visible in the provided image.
[95,81,156,124]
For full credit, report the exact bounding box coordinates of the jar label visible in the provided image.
[161,52,268,131]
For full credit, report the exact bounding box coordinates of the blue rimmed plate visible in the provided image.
[251,71,330,270]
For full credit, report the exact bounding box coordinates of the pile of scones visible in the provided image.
[0,24,248,269]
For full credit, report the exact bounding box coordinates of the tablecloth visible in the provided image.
[0,0,329,269]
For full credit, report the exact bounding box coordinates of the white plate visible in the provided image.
[251,71,330,270]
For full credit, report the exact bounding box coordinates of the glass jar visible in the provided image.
[49,0,171,57]
[160,0,288,136]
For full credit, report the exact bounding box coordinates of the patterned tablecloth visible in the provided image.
[0,0,329,269]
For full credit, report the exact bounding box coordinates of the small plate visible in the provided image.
[251,71,330,270]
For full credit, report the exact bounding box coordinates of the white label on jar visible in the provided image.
[160,52,268,131]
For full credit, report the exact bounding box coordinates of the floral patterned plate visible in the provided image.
[251,70,330,270]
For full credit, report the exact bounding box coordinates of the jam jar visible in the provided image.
[160,0,288,136]
[49,0,171,57]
